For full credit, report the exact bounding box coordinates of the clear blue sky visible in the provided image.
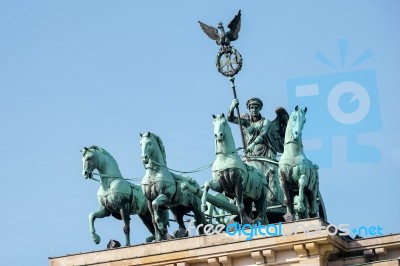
[1,1,399,265]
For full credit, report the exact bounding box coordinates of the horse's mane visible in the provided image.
[86,145,117,161]
[149,133,167,164]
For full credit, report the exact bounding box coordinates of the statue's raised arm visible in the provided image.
[227,97,289,159]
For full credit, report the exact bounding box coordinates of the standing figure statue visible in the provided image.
[228,98,288,159]
[228,98,289,221]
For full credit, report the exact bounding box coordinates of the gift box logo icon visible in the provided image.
[287,40,382,167]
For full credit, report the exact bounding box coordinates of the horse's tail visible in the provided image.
[309,163,320,192]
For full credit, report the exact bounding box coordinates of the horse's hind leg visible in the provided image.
[171,207,186,230]
[254,191,269,225]
[89,207,111,244]
[235,181,251,224]
[139,212,156,242]
[119,204,131,246]
[193,198,207,235]
[308,179,319,217]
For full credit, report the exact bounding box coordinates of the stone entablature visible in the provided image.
[49,219,400,266]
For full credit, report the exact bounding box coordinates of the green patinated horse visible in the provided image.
[81,146,167,246]
[202,114,269,225]
[278,106,320,221]
[140,132,207,241]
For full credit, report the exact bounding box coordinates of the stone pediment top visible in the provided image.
[50,219,400,266]
[50,218,361,265]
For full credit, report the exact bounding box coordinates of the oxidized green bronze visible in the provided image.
[228,97,290,217]
[81,146,166,246]
[228,98,289,158]
[140,132,207,241]
[201,114,269,225]
[78,11,329,246]
[278,106,322,221]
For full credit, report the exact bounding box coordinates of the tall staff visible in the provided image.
[198,10,247,151]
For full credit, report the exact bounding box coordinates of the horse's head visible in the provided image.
[212,113,229,142]
[81,146,98,179]
[140,132,166,166]
[290,105,307,141]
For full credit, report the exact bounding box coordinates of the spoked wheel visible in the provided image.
[216,46,243,77]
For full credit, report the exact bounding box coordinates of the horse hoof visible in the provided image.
[92,234,101,244]
[146,236,155,243]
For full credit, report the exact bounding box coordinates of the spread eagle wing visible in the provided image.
[267,107,289,154]
[198,21,220,44]
[227,10,241,41]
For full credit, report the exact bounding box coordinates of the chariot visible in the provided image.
[80,10,328,246]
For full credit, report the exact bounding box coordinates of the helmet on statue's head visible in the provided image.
[246,97,263,110]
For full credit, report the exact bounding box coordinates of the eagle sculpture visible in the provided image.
[198,10,241,47]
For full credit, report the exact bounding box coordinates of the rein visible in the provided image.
[147,158,213,174]
[89,172,140,182]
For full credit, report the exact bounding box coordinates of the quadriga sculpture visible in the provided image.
[81,146,166,246]
[202,114,269,225]
[278,106,320,221]
[140,132,207,241]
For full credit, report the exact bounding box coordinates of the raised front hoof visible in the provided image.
[92,234,101,244]
[201,205,208,212]
[174,228,189,238]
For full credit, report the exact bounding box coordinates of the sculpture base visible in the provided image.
[49,218,400,266]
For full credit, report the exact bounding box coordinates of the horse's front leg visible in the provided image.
[120,205,131,246]
[279,168,290,206]
[88,207,111,244]
[152,194,170,239]
[201,181,210,212]
[297,174,308,213]
[147,200,162,241]
[201,180,221,212]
